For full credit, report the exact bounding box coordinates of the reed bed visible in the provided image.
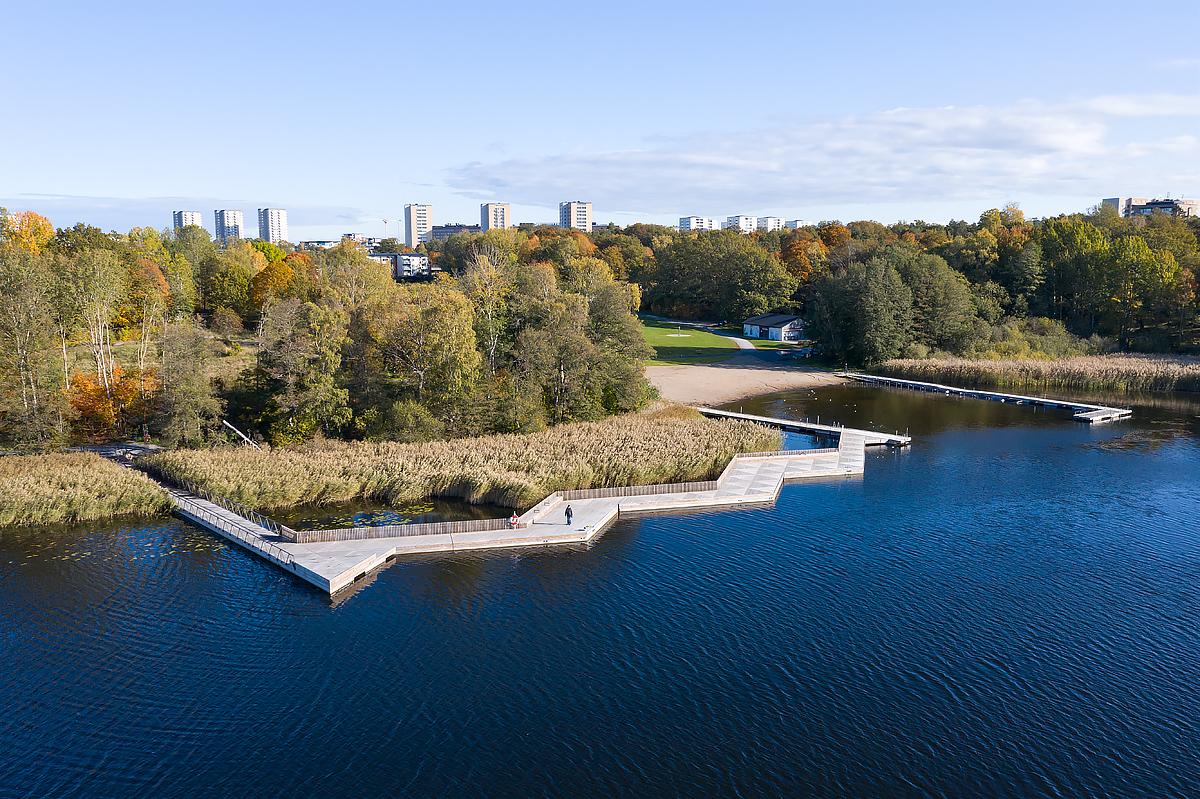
[0,453,171,527]
[144,407,782,511]
[881,355,1200,394]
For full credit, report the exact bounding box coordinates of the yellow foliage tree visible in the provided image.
[1,210,54,254]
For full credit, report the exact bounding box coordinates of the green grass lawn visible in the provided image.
[641,320,740,364]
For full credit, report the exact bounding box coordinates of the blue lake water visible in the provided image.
[2,385,1199,797]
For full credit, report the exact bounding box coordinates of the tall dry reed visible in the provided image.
[0,453,171,527]
[144,406,781,511]
[881,355,1200,394]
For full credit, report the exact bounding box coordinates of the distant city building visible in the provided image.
[257,208,288,244]
[757,217,784,232]
[431,223,482,241]
[298,240,339,250]
[559,201,593,232]
[723,215,757,234]
[1101,197,1149,217]
[340,233,381,249]
[481,203,512,232]
[679,216,719,232]
[1103,197,1200,218]
[785,220,811,229]
[172,210,203,230]
[213,209,245,245]
[405,203,432,247]
[376,252,433,280]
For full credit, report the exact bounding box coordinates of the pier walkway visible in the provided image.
[135,430,871,596]
[694,406,911,447]
[839,373,1132,423]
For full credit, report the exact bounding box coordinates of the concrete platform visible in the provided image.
[174,432,874,596]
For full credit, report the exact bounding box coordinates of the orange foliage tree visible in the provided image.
[69,365,159,443]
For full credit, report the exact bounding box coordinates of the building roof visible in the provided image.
[743,313,802,327]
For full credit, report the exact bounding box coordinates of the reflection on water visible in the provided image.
[2,384,1199,797]
[273,497,509,531]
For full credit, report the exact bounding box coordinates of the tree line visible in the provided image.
[0,213,650,452]
[555,205,1196,364]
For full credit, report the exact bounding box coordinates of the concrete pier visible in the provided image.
[839,373,1133,423]
[160,431,875,596]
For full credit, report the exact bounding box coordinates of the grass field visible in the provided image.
[641,320,740,364]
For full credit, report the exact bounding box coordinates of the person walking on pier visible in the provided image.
[565,505,574,526]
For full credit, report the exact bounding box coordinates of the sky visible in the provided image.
[2,0,1199,240]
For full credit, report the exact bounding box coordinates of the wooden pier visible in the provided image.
[693,406,912,447]
[839,373,1133,423]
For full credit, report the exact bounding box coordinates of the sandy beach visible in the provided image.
[646,350,843,405]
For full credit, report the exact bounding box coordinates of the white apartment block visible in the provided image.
[758,216,784,232]
[723,215,757,234]
[213,209,245,245]
[257,208,289,244]
[405,203,432,246]
[785,219,811,229]
[679,216,719,231]
[559,201,593,232]
[172,210,203,230]
[480,203,512,232]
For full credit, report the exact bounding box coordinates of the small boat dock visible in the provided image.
[838,373,1133,423]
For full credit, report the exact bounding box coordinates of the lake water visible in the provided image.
[2,385,1199,797]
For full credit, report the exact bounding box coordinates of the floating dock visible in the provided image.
[694,406,912,447]
[838,373,1133,423]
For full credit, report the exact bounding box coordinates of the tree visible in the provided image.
[76,248,127,400]
[249,239,286,264]
[808,260,913,365]
[204,241,265,318]
[1,210,54,254]
[458,244,513,374]
[1038,216,1111,333]
[157,318,224,447]
[363,282,481,403]
[250,258,297,310]
[0,247,71,449]
[314,242,393,310]
[887,247,981,352]
[254,299,352,444]
[649,230,795,321]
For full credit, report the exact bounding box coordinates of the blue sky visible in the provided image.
[2,0,1199,239]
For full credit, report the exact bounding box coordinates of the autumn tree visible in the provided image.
[204,241,265,318]
[0,210,55,254]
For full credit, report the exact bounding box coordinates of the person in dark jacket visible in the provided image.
[565,505,574,526]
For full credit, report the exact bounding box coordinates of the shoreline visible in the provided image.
[645,351,843,405]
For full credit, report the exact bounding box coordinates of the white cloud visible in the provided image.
[447,95,1200,215]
